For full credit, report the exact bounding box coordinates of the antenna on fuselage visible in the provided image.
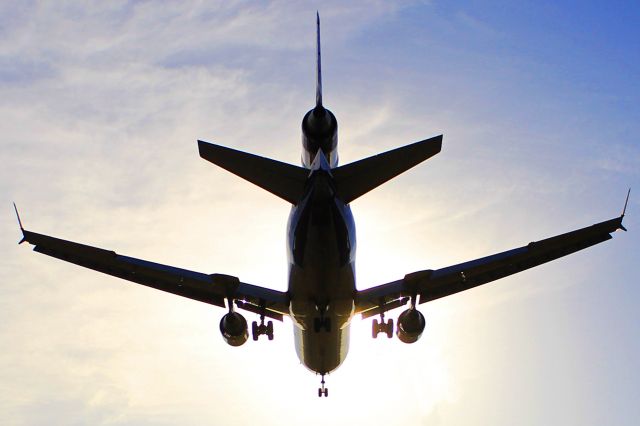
[316,11,322,108]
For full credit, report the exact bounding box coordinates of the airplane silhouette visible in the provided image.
[15,14,628,397]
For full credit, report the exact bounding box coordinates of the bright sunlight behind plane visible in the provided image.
[13,11,627,400]
[3,2,638,425]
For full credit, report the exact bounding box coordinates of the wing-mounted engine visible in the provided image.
[396,308,426,344]
[219,312,249,346]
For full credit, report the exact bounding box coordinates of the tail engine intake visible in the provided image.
[301,106,338,167]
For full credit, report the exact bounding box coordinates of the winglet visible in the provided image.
[315,11,322,108]
[622,188,631,216]
[13,202,26,244]
[619,188,631,231]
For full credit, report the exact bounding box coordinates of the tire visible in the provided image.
[324,317,331,332]
[386,319,394,339]
[252,321,259,341]
[372,319,379,339]
[267,320,274,341]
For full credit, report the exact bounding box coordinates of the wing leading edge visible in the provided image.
[17,228,289,320]
[356,213,626,318]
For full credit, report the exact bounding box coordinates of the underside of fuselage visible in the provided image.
[285,12,358,375]
[287,151,357,374]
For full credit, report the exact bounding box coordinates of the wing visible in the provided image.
[356,214,626,318]
[18,229,289,320]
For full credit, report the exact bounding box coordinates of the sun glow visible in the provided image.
[4,2,637,425]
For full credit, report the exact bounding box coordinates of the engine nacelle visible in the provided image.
[396,308,426,344]
[219,312,249,347]
[301,106,338,168]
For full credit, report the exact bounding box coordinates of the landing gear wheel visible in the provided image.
[386,319,394,338]
[318,374,328,397]
[267,321,274,341]
[372,317,394,339]
[252,317,274,341]
[252,321,259,341]
[324,317,331,332]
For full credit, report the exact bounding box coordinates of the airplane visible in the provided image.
[15,14,629,398]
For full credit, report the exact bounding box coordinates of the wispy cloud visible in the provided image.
[1,1,638,425]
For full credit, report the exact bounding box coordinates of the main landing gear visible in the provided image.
[252,311,273,341]
[313,316,331,333]
[318,374,328,397]
[372,311,393,339]
[313,303,331,333]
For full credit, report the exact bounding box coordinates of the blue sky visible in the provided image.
[1,1,638,425]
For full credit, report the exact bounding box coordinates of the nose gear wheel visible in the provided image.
[318,374,328,397]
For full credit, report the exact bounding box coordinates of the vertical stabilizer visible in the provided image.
[301,12,338,168]
[316,12,322,107]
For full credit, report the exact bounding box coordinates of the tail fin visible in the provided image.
[316,12,322,107]
[332,135,443,203]
[198,140,308,204]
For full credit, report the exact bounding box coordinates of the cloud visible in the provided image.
[1,3,425,424]
[1,1,638,425]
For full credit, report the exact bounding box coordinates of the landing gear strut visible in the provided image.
[372,311,393,338]
[318,374,328,397]
[252,309,273,341]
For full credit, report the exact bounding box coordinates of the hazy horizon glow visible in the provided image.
[1,2,638,425]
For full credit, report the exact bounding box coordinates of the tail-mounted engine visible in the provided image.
[396,308,426,344]
[219,312,249,347]
[301,106,338,168]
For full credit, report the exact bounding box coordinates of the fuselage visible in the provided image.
[287,105,356,374]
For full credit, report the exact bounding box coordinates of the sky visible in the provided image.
[1,1,639,425]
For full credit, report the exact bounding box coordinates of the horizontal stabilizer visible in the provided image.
[332,135,443,203]
[198,140,309,204]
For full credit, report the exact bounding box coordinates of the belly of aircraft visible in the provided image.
[288,262,355,374]
[286,186,357,375]
[294,322,350,374]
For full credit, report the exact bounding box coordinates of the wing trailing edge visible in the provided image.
[355,213,626,317]
[20,228,289,319]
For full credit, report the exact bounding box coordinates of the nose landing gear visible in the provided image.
[318,374,328,397]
